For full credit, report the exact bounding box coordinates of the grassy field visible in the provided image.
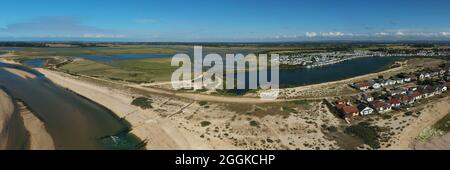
[59,58,178,83]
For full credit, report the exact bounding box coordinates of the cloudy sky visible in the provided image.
[1,0,450,42]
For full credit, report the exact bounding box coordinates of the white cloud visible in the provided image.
[305,32,348,38]
[82,34,126,38]
[305,32,318,37]
[396,31,405,36]
[320,32,345,36]
[440,32,450,36]
[375,32,390,36]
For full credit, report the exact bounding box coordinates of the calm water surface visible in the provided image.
[0,62,142,150]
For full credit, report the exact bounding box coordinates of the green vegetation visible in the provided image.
[282,106,297,113]
[324,125,338,132]
[200,121,212,127]
[198,101,208,106]
[59,58,177,83]
[433,112,450,132]
[131,97,153,109]
[417,127,445,142]
[249,120,260,127]
[345,122,380,149]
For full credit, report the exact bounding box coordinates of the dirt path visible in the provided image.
[389,97,450,149]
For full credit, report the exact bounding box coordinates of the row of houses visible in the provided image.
[352,68,448,91]
[417,69,447,80]
[335,82,449,118]
[352,77,414,91]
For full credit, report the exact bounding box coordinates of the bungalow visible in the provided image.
[431,69,445,76]
[358,104,375,116]
[403,76,412,82]
[352,81,370,91]
[341,106,359,118]
[389,89,407,96]
[398,94,415,105]
[335,104,346,111]
[378,80,389,87]
[394,78,404,84]
[418,72,431,80]
[388,98,401,108]
[369,100,392,113]
[372,83,382,89]
[430,71,439,77]
[408,91,422,100]
[419,86,436,98]
[363,94,374,102]
[405,85,418,91]
[335,100,348,105]
[386,79,396,86]
[434,85,447,94]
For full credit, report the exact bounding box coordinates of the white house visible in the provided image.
[379,80,389,87]
[403,77,412,82]
[358,104,375,116]
[363,94,374,102]
[394,78,404,84]
[387,79,396,85]
[372,83,381,89]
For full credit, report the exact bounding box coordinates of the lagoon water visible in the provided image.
[23,58,46,68]
[225,56,403,90]
[0,62,142,149]
[278,56,402,87]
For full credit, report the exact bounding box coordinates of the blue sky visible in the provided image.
[1,0,450,42]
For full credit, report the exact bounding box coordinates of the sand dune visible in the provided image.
[3,68,36,79]
[17,101,55,150]
[0,89,14,149]
[38,68,214,149]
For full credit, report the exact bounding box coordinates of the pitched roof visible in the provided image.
[389,98,401,105]
[358,104,372,111]
[335,104,346,110]
[354,81,370,88]
[341,106,359,114]
[370,100,388,109]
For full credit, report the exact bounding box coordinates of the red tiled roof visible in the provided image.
[335,100,346,105]
[341,106,359,114]
[354,81,370,88]
[370,100,388,109]
[335,104,346,110]
[389,98,401,105]
[411,91,421,97]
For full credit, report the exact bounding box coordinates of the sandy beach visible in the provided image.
[3,67,36,79]
[388,97,450,149]
[17,101,55,150]
[38,68,215,149]
[0,89,14,149]
[37,68,341,150]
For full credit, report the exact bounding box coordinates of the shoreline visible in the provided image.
[37,68,214,149]
[16,100,55,150]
